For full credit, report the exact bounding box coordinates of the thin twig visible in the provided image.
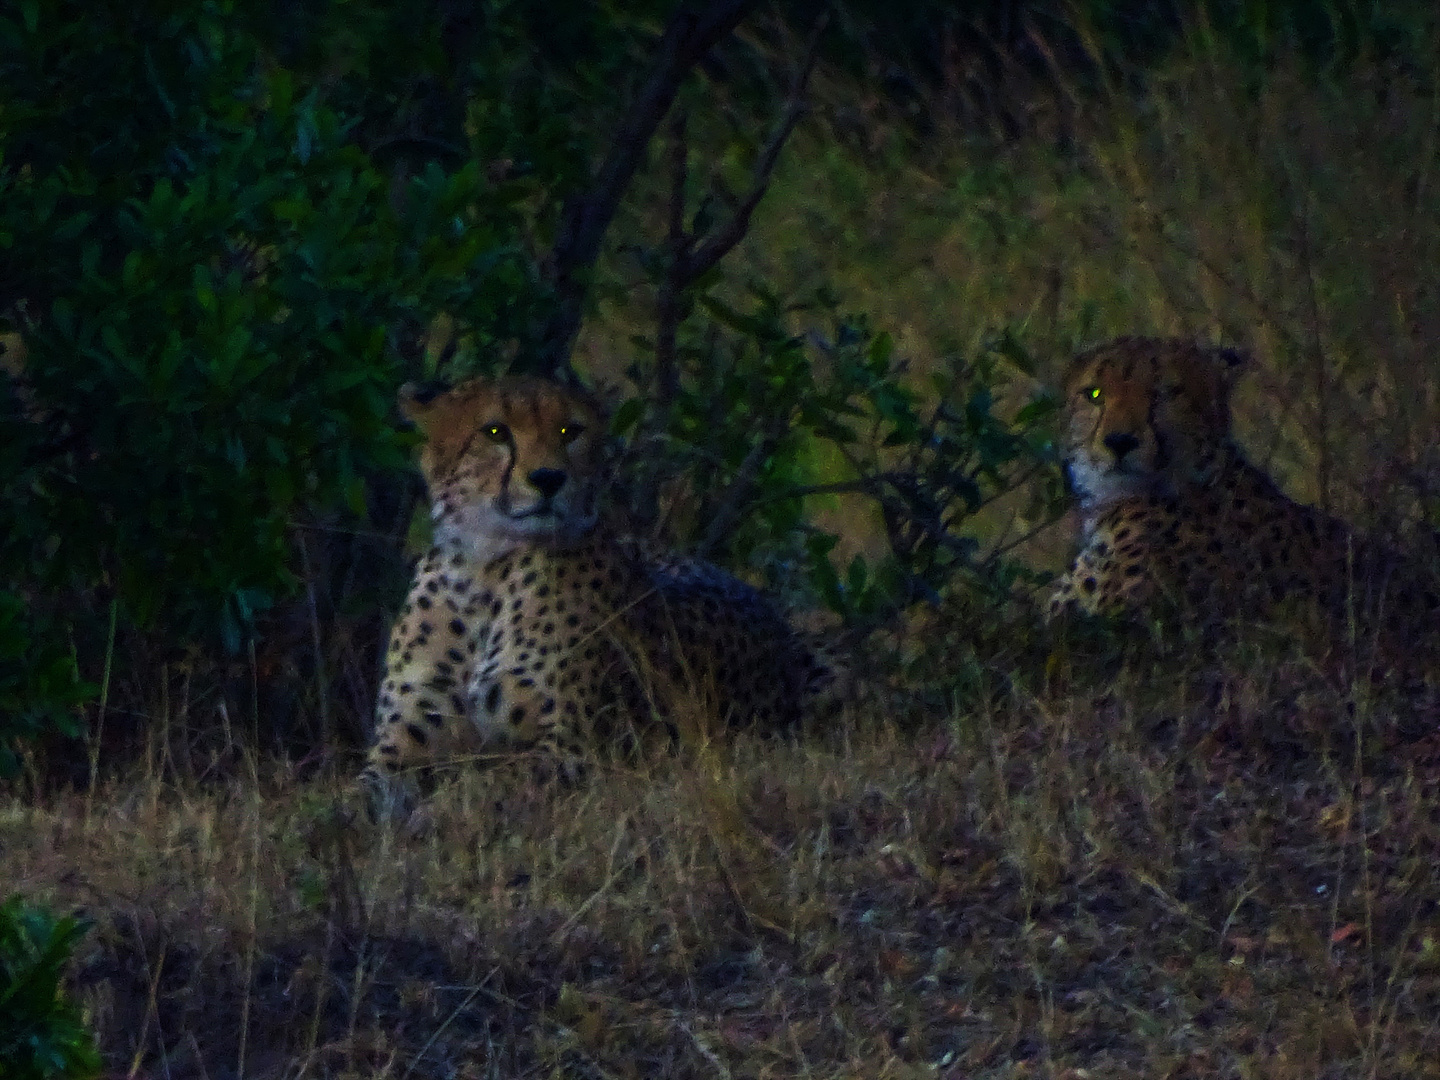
[694,418,787,558]
[126,928,168,1080]
[84,595,118,830]
[685,12,828,279]
[400,970,499,1080]
[655,110,692,406]
[746,474,906,504]
[1297,196,1332,512]
[298,531,331,745]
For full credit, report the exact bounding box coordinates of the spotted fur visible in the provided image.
[1048,337,1429,625]
[366,376,842,815]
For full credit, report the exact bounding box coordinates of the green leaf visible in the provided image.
[121,250,143,289]
[192,264,217,313]
[0,896,101,1080]
[99,325,125,361]
[611,396,645,437]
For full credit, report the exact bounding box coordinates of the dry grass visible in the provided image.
[9,628,1440,1079]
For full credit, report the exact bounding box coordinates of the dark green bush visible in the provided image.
[0,0,1060,761]
[0,1,555,636]
[0,0,601,753]
[0,896,101,1080]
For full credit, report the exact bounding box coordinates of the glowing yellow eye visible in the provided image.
[1086,386,1102,402]
[484,423,510,443]
[559,423,585,442]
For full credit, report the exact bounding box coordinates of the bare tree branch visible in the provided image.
[537,0,758,378]
[654,9,828,407]
[654,110,692,406]
[746,473,913,503]
[685,12,828,279]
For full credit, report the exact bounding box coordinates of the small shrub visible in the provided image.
[615,285,1061,630]
[0,896,101,1080]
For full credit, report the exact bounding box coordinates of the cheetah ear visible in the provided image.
[398,380,451,425]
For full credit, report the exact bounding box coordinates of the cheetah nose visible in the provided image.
[528,467,567,498]
[1103,432,1140,460]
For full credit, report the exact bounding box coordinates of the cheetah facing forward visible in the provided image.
[1048,337,1434,629]
[365,375,839,813]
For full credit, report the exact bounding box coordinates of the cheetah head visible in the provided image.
[400,375,606,562]
[1062,337,1246,509]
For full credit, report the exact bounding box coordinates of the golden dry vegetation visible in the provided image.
[8,623,1440,1077]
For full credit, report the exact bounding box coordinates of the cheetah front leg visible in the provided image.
[1047,543,1117,620]
[463,599,626,786]
[1048,516,1162,621]
[466,658,593,786]
[363,548,489,819]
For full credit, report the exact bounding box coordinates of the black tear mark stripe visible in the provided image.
[1144,354,1171,471]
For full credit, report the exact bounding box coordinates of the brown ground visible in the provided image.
[7,626,1440,1079]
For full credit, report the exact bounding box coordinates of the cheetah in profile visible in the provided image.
[1048,337,1434,629]
[365,375,842,814]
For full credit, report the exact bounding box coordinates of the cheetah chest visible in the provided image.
[466,544,640,749]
